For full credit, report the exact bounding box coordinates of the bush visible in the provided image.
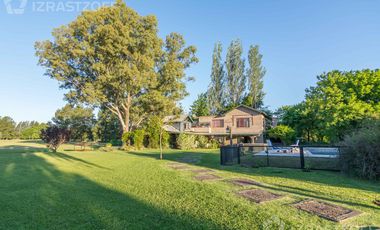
[100,143,113,152]
[340,120,380,180]
[110,139,122,146]
[268,125,295,145]
[177,133,196,150]
[208,139,220,149]
[122,132,132,146]
[41,125,70,152]
[132,129,145,149]
[145,116,169,148]
[196,135,208,148]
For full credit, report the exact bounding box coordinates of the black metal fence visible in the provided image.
[221,144,341,171]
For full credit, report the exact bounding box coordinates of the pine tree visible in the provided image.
[207,42,225,114]
[225,39,245,107]
[190,93,210,116]
[247,45,266,109]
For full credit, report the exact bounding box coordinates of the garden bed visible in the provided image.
[293,200,361,222]
[237,189,283,203]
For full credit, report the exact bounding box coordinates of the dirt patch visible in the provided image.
[193,174,221,181]
[293,199,361,222]
[237,189,283,203]
[228,178,262,187]
[189,169,213,173]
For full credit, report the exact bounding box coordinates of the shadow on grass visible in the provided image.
[128,150,380,210]
[0,147,221,229]
[0,145,108,170]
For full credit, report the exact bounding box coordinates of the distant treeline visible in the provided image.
[0,117,47,140]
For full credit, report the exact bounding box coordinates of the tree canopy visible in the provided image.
[278,69,380,143]
[0,116,16,140]
[225,39,245,107]
[190,93,210,117]
[208,42,225,114]
[35,1,197,134]
[52,104,95,141]
[246,45,265,109]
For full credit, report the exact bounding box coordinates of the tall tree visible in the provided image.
[0,116,16,139]
[225,39,245,107]
[20,122,47,140]
[52,104,95,141]
[190,93,210,117]
[305,70,380,142]
[208,42,225,114]
[35,0,197,135]
[246,45,266,109]
[93,107,123,142]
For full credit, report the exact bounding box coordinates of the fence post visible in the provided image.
[300,146,305,169]
[266,146,269,167]
[220,147,223,165]
[237,146,241,164]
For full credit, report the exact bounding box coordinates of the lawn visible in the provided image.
[0,140,379,229]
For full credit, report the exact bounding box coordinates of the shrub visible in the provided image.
[100,143,113,152]
[208,139,220,149]
[177,133,196,150]
[122,132,132,146]
[340,120,380,180]
[110,139,122,146]
[196,135,208,148]
[132,129,145,149]
[268,125,295,145]
[145,116,168,148]
[41,125,70,152]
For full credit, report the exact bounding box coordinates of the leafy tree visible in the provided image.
[35,0,197,135]
[145,115,169,148]
[268,125,295,145]
[52,104,95,141]
[41,124,70,152]
[94,107,122,142]
[246,45,265,109]
[190,93,210,117]
[15,121,33,138]
[208,42,225,114]
[225,39,245,107]
[276,103,322,143]
[20,123,47,139]
[0,116,16,139]
[305,70,380,142]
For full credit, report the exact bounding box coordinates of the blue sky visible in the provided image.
[1,0,380,122]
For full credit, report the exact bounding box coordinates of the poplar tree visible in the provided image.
[207,42,225,114]
[247,45,266,109]
[225,39,245,107]
[35,0,197,135]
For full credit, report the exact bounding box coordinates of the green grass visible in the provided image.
[0,140,379,229]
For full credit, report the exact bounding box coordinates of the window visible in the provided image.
[236,118,250,128]
[212,119,224,128]
[198,122,210,128]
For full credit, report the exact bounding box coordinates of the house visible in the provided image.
[162,115,194,133]
[164,105,268,145]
